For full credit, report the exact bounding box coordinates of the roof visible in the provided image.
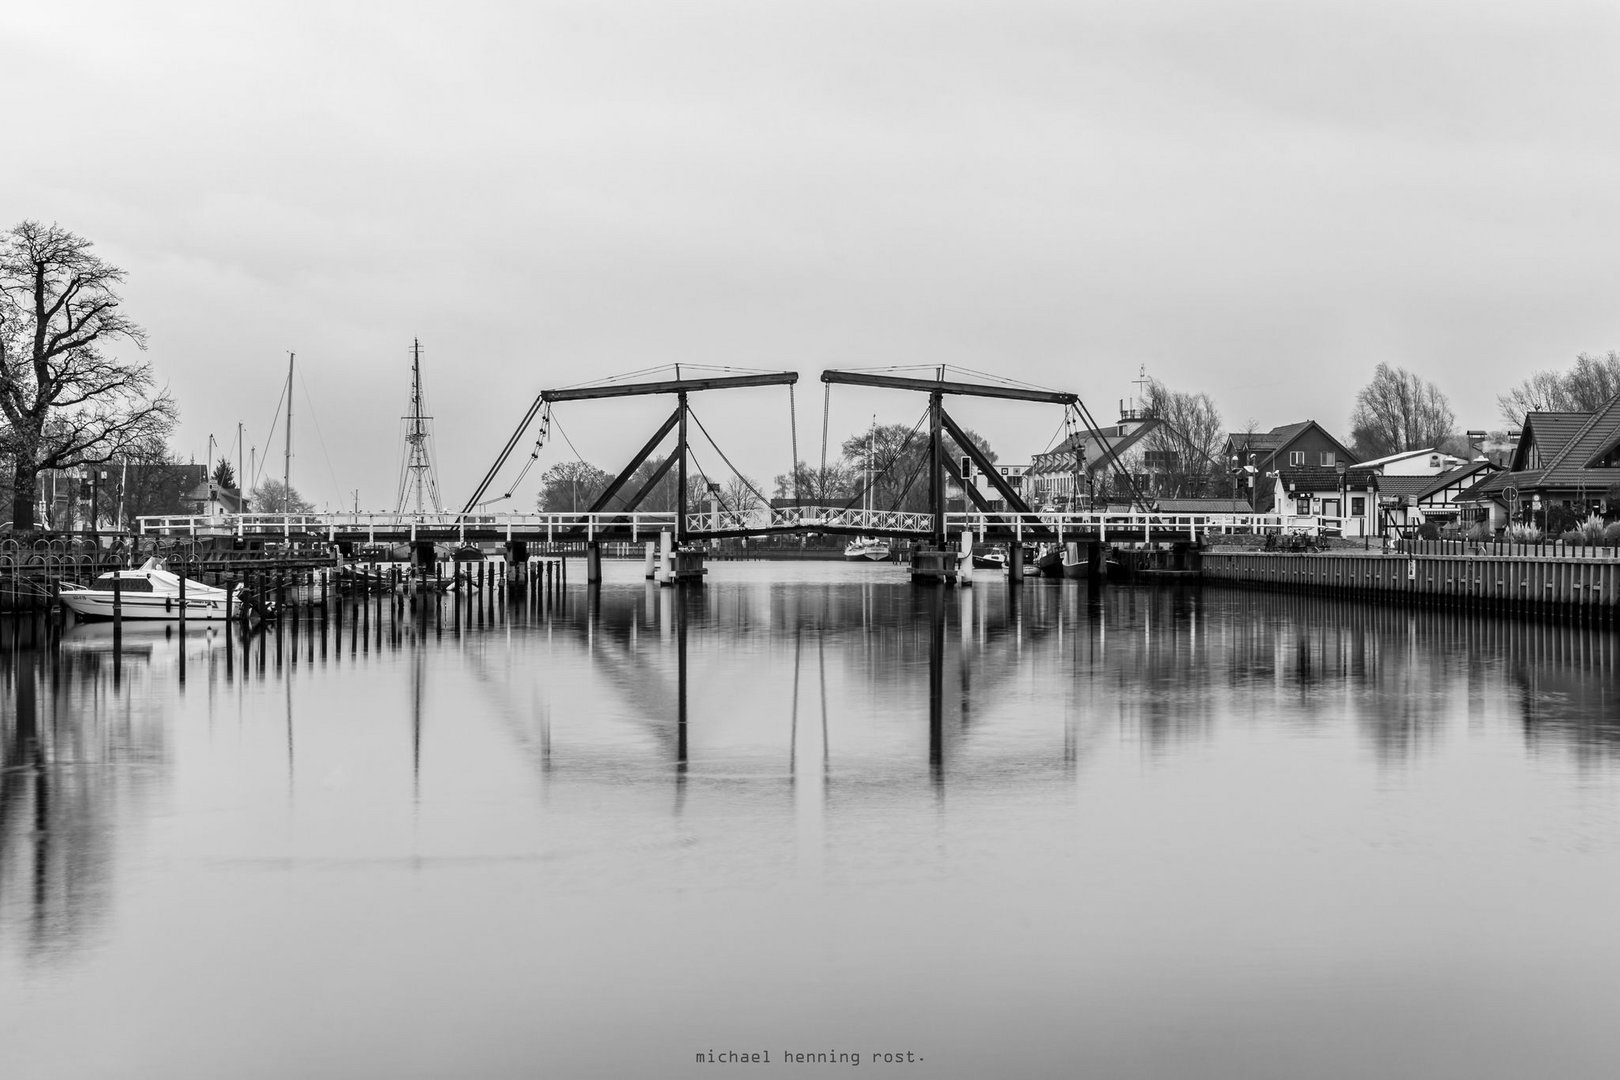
[1228,420,1358,464]
[1277,465,1378,491]
[1458,396,1620,500]
[1513,412,1590,470]
[1373,476,1434,498]
[1028,419,1162,476]
[1356,447,1462,470]
[1413,459,1500,501]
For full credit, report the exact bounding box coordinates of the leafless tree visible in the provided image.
[773,460,858,504]
[536,460,611,512]
[1142,379,1225,496]
[1497,351,1620,426]
[249,479,314,514]
[1348,363,1455,459]
[0,221,177,532]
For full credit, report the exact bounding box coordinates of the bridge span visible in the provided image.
[136,508,1323,547]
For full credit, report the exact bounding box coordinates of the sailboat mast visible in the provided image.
[411,340,424,514]
[283,352,294,511]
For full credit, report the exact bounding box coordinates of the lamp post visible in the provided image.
[1335,461,1347,541]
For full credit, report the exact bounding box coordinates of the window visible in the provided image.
[1351,496,1366,516]
[1319,452,1335,467]
[1289,451,1305,467]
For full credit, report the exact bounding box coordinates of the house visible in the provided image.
[1457,395,1620,531]
[184,480,249,516]
[1225,421,1359,512]
[1025,414,1160,509]
[1353,447,1467,476]
[1269,465,1380,536]
[1376,459,1501,534]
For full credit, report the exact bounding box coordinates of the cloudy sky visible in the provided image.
[6,0,1618,511]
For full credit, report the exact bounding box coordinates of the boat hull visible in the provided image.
[58,591,233,621]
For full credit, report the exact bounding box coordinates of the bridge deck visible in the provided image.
[137,508,1340,545]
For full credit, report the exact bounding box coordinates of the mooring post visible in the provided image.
[958,530,974,586]
[586,541,602,584]
[645,540,657,580]
[659,530,674,585]
[1008,542,1024,582]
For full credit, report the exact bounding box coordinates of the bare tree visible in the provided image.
[773,460,857,504]
[1497,351,1620,426]
[536,461,611,512]
[1349,363,1455,459]
[0,221,177,532]
[1142,379,1225,496]
[249,478,314,514]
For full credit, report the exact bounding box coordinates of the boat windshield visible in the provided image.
[95,575,155,592]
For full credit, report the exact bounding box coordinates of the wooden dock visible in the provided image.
[1202,551,1620,617]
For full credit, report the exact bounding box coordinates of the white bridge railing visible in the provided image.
[137,511,678,542]
[137,509,1338,543]
[684,505,934,535]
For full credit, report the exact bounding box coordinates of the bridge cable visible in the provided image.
[687,407,771,509]
[819,383,831,500]
[484,402,552,506]
[837,405,929,512]
[789,383,801,507]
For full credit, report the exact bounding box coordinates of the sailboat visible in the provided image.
[844,419,892,561]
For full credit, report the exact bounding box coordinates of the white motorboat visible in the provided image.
[843,537,893,561]
[57,558,240,621]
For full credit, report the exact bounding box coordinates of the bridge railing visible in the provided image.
[684,505,935,535]
[136,511,680,542]
[944,510,1300,540]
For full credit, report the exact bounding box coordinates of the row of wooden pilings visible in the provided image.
[1201,551,1620,618]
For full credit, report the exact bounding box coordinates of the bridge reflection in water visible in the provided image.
[2,571,1619,1077]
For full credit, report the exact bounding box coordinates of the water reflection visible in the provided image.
[2,574,1618,972]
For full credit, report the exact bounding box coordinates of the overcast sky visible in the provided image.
[6,0,1618,511]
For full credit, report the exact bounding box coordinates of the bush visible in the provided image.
[1416,522,1441,540]
[1606,522,1620,544]
[1465,520,1493,541]
[1574,514,1608,544]
[1560,530,1582,545]
[1505,524,1543,543]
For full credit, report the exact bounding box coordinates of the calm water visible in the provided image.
[2,561,1618,1079]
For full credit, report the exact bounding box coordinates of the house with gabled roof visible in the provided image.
[1458,395,1620,530]
[1026,416,1164,508]
[1377,459,1502,533]
[1354,447,1467,476]
[1270,465,1380,536]
[1225,421,1359,512]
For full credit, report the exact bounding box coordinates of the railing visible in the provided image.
[684,505,935,535]
[137,511,679,542]
[137,508,1328,542]
[943,510,1302,540]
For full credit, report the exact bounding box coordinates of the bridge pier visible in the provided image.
[645,541,657,579]
[412,541,436,571]
[1008,542,1025,582]
[1087,541,1105,582]
[586,541,602,584]
[505,541,529,589]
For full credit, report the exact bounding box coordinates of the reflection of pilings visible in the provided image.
[675,585,688,770]
[929,586,944,787]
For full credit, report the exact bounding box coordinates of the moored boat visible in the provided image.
[844,537,893,561]
[971,544,1007,570]
[57,558,239,621]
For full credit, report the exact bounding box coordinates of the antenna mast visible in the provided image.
[397,338,443,514]
[284,352,294,510]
